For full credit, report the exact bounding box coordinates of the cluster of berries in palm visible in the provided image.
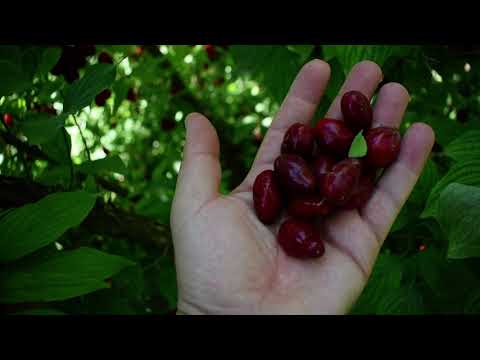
[253,91,402,259]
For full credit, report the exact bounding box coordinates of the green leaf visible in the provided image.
[231,45,301,104]
[63,63,116,114]
[287,45,315,62]
[19,114,67,145]
[112,78,131,116]
[436,183,480,259]
[422,160,480,218]
[322,45,397,74]
[0,60,31,97]
[409,158,440,206]
[77,155,127,176]
[36,47,62,76]
[12,308,66,315]
[445,130,480,163]
[0,191,96,263]
[351,254,404,314]
[41,128,72,165]
[348,130,367,158]
[36,165,71,187]
[417,247,479,301]
[144,256,178,310]
[0,247,135,303]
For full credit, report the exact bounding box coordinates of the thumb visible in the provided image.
[172,113,222,221]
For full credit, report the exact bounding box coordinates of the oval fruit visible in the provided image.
[315,118,355,158]
[253,170,283,224]
[288,194,332,218]
[321,158,362,206]
[364,126,401,168]
[277,218,325,259]
[341,90,373,132]
[281,122,315,158]
[274,154,316,194]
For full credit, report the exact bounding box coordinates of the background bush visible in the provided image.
[1,44,480,315]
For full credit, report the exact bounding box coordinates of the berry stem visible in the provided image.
[72,114,91,161]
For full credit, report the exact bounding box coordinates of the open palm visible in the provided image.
[171,60,435,315]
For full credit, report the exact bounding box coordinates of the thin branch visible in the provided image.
[72,114,91,161]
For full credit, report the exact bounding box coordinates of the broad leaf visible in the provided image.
[351,254,404,314]
[12,308,66,315]
[322,45,398,74]
[0,60,31,97]
[41,128,72,165]
[0,191,96,263]
[20,114,67,145]
[445,130,480,163]
[422,160,480,218]
[0,247,134,303]
[36,47,62,76]
[77,155,127,176]
[436,183,480,259]
[231,45,301,104]
[63,63,116,114]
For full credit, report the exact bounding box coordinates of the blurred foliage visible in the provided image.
[2,44,480,315]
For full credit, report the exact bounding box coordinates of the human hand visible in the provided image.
[171,60,435,314]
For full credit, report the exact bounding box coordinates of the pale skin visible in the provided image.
[170,60,435,315]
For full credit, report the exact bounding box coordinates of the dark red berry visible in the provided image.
[311,154,336,186]
[3,113,13,127]
[364,126,401,168]
[95,89,112,107]
[342,175,375,210]
[288,194,331,219]
[161,118,177,131]
[253,170,283,224]
[321,158,362,206]
[277,218,325,259]
[281,123,315,158]
[274,154,316,194]
[315,118,355,158]
[98,51,113,64]
[127,87,138,102]
[204,45,218,61]
[341,90,373,132]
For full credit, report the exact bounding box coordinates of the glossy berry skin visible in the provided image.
[95,89,112,106]
[98,51,114,64]
[364,127,401,168]
[277,218,325,259]
[3,113,13,127]
[288,194,331,219]
[315,118,355,158]
[311,154,336,186]
[343,175,375,210]
[253,170,283,224]
[341,90,373,132]
[281,123,315,158]
[274,154,316,194]
[321,158,362,206]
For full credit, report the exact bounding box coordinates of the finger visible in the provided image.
[325,60,383,119]
[372,82,410,128]
[361,123,435,245]
[233,59,331,193]
[172,113,221,219]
